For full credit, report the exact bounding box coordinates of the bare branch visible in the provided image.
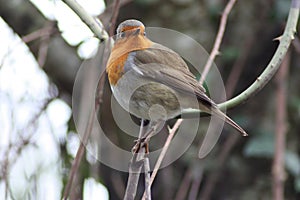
[124,154,144,200]
[142,119,183,200]
[124,120,147,200]
[182,1,300,116]
[22,23,56,43]
[37,22,55,67]
[199,0,237,85]
[1,96,56,200]
[272,51,290,200]
[60,1,112,198]
[61,1,300,199]
[174,168,192,200]
[62,0,108,41]
[108,0,121,36]
[217,1,299,110]
[140,1,240,198]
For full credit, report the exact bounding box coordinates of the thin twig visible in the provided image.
[188,175,202,200]
[98,0,132,29]
[143,156,151,200]
[95,0,120,102]
[22,24,56,43]
[61,0,300,199]
[63,99,100,200]
[111,172,126,199]
[174,168,192,200]
[37,22,54,67]
[1,96,55,199]
[124,120,147,200]
[172,2,240,197]
[63,38,111,199]
[0,24,56,70]
[64,0,299,117]
[217,0,299,110]
[124,154,144,200]
[199,36,253,200]
[199,134,239,200]
[95,0,119,104]
[63,39,112,200]
[61,0,111,198]
[141,0,238,189]
[141,119,183,200]
[199,35,254,200]
[200,8,299,197]
[272,51,289,200]
[183,0,300,116]
[142,1,239,198]
[199,0,237,85]
[108,0,121,36]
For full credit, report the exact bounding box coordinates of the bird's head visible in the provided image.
[116,19,146,41]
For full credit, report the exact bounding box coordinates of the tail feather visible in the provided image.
[211,108,248,136]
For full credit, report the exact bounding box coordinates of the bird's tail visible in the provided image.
[210,107,248,136]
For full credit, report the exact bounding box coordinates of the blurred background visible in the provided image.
[0,0,300,199]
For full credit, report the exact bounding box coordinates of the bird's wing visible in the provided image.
[131,43,216,107]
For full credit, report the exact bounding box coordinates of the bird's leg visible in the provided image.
[132,120,164,154]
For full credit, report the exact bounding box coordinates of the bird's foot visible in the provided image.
[132,137,149,154]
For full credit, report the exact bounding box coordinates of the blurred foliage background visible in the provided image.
[1,0,300,199]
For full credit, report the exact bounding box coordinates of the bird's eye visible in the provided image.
[120,32,126,38]
[143,31,146,36]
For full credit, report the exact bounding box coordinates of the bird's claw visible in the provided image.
[132,138,149,154]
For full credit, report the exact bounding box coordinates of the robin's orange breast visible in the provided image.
[106,34,153,85]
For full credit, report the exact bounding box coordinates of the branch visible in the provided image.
[108,0,121,36]
[143,156,151,200]
[217,0,299,110]
[199,36,254,200]
[183,0,300,115]
[61,1,112,199]
[61,0,300,199]
[124,154,144,200]
[199,0,237,85]
[63,99,99,200]
[142,0,239,198]
[62,0,109,41]
[37,22,55,67]
[174,168,192,200]
[272,51,290,200]
[22,23,57,43]
[1,96,56,199]
[199,134,239,200]
[124,123,145,200]
[141,119,183,200]
[200,2,299,197]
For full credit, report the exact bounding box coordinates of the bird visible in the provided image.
[106,19,247,151]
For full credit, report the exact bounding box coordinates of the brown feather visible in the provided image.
[133,43,214,107]
[131,43,247,136]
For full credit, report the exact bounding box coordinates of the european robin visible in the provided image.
[106,19,247,148]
